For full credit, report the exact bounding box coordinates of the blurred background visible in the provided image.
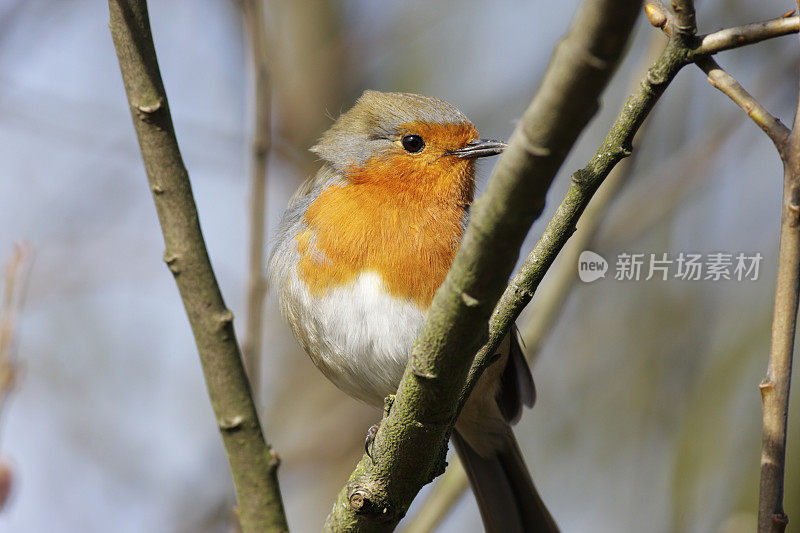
[0,0,798,531]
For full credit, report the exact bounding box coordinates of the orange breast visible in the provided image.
[296,123,477,307]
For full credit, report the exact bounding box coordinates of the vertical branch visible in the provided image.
[241,0,271,401]
[759,150,799,533]
[758,66,800,533]
[107,2,288,531]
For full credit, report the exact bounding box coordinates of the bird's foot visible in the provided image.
[365,422,380,464]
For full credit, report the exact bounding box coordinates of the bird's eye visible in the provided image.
[401,134,425,153]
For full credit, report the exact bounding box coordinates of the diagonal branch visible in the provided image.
[324,0,643,530]
[107,1,288,531]
[695,57,790,151]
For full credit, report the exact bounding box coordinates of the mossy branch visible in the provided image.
[324,1,643,530]
[107,2,288,531]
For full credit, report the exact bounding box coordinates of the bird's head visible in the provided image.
[310,91,505,201]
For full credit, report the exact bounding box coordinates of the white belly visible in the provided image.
[280,270,427,406]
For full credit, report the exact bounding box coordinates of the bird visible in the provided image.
[269,90,558,532]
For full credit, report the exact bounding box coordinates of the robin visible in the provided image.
[269,90,557,532]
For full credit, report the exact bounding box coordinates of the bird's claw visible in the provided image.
[365,422,380,464]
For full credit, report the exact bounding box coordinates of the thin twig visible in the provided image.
[645,7,800,56]
[696,15,799,56]
[324,1,643,530]
[695,56,790,151]
[107,2,288,531]
[240,0,271,401]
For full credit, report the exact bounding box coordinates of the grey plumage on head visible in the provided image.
[310,90,471,171]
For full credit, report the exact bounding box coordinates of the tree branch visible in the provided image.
[107,2,288,531]
[695,56,790,150]
[324,1,643,530]
[696,14,799,56]
[240,0,271,402]
[758,123,800,533]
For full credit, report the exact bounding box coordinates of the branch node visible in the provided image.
[218,414,245,431]
[411,363,437,381]
[268,448,281,469]
[783,10,796,19]
[134,97,165,127]
[572,168,592,187]
[773,513,789,527]
[646,66,672,88]
[514,130,552,159]
[645,4,667,29]
[760,378,776,400]
[136,98,163,114]
[151,183,165,195]
[162,251,181,275]
[348,490,367,512]
[509,280,534,301]
[460,291,480,307]
[346,485,394,521]
[216,309,235,328]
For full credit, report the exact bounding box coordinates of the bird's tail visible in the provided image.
[452,428,559,533]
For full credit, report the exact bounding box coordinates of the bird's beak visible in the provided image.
[447,138,508,159]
